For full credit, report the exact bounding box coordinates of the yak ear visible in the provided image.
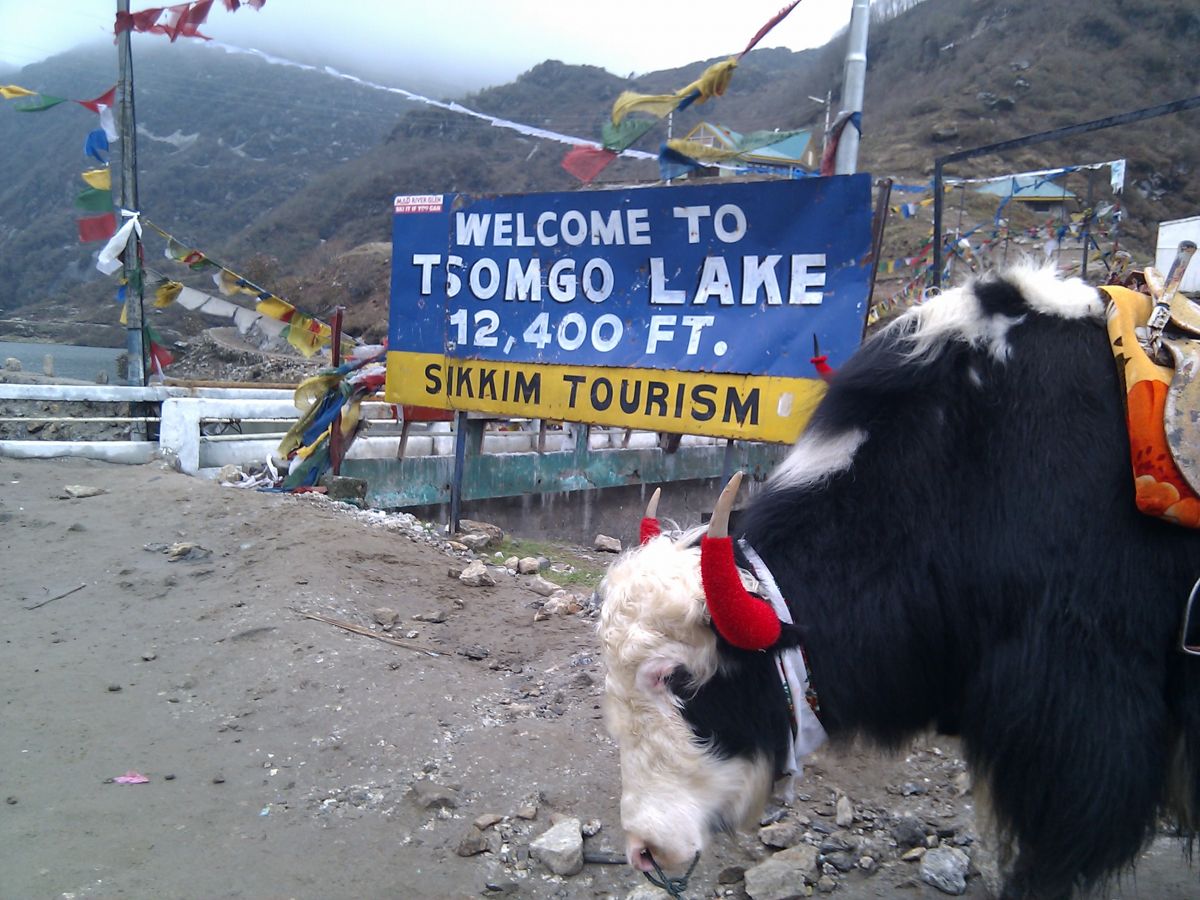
[635,656,680,695]
[773,623,807,650]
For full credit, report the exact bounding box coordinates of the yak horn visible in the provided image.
[646,487,661,519]
[700,471,781,650]
[707,471,743,538]
[639,487,663,544]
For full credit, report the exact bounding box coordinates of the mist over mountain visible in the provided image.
[1,0,1197,347]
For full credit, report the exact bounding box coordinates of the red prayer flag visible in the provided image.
[740,1,802,58]
[156,0,215,41]
[117,1,213,41]
[77,212,117,243]
[562,146,618,183]
[117,0,261,39]
[76,85,117,113]
[115,7,167,35]
[145,326,175,371]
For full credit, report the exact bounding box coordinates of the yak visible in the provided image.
[597,263,1200,899]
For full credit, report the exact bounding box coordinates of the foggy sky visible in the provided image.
[0,0,852,93]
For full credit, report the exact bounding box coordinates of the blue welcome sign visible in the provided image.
[386,175,873,442]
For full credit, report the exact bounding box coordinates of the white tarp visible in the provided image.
[1156,215,1200,293]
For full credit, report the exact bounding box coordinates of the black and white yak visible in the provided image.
[597,264,1200,899]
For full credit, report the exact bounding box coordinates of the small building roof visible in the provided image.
[972,175,1077,201]
[681,122,816,170]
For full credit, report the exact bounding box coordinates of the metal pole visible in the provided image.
[117,0,145,387]
[721,438,736,484]
[825,90,832,153]
[449,410,468,535]
[864,177,894,337]
[329,306,344,476]
[932,159,945,290]
[833,0,871,175]
[1081,170,1094,279]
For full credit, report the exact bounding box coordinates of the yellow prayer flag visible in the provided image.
[154,281,183,308]
[214,269,261,297]
[0,85,37,99]
[81,168,112,190]
[664,138,739,164]
[611,58,737,125]
[119,300,128,325]
[255,295,295,322]
[285,313,328,357]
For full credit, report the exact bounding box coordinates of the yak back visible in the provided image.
[738,275,1199,747]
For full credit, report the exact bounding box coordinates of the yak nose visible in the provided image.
[625,837,659,873]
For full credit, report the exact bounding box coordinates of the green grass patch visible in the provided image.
[495,537,608,591]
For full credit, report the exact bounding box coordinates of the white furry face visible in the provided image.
[597,536,774,873]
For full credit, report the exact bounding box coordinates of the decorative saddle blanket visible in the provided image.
[1102,285,1200,529]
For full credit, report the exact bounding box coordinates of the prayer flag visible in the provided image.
[658,145,703,181]
[157,0,215,41]
[165,237,211,269]
[740,0,802,57]
[76,85,116,114]
[16,94,68,112]
[600,117,658,153]
[0,84,37,99]
[256,295,296,322]
[81,168,112,190]
[213,268,261,296]
[145,325,175,372]
[154,280,184,308]
[98,105,118,141]
[114,7,168,35]
[74,187,115,213]
[285,319,325,357]
[84,129,110,163]
[611,59,737,126]
[561,146,617,183]
[77,212,117,243]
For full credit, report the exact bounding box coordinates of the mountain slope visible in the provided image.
[1,0,1198,348]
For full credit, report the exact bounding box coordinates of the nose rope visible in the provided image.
[643,850,700,898]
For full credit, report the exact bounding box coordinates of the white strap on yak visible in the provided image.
[739,539,827,799]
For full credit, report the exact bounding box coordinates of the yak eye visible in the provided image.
[664,667,693,696]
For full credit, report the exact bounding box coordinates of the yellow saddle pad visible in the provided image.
[1102,285,1200,528]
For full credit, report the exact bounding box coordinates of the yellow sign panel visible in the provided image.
[385,351,827,444]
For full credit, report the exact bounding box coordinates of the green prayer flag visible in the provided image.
[74,187,115,213]
[16,94,68,112]
[602,117,658,153]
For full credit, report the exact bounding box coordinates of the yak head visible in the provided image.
[597,476,797,874]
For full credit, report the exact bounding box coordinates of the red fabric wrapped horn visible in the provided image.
[811,335,835,383]
[700,472,781,650]
[639,487,662,544]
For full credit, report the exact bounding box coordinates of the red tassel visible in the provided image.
[639,517,662,544]
[700,536,780,650]
[810,354,834,382]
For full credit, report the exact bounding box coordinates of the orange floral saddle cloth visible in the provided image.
[1102,284,1200,528]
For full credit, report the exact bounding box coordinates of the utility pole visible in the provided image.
[117,0,145,386]
[834,0,871,175]
[808,91,832,154]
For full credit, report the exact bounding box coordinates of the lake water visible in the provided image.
[0,341,125,383]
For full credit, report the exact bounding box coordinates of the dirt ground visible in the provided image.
[2,458,1197,900]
